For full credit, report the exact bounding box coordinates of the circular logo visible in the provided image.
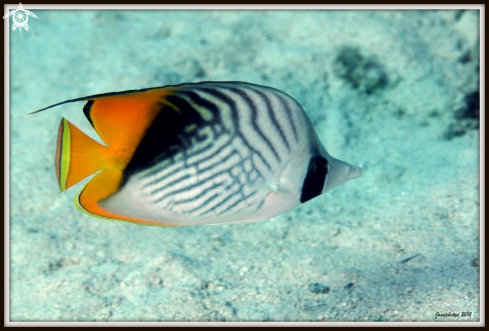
[12,9,28,28]
[3,4,38,32]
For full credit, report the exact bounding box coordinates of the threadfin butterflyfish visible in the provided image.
[32,81,363,226]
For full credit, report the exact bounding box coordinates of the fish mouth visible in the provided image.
[323,159,363,193]
[346,164,363,180]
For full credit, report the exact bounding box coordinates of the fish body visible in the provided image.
[34,81,362,226]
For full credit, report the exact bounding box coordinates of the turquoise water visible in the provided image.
[9,10,480,322]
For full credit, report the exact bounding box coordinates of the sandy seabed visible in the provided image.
[8,9,481,322]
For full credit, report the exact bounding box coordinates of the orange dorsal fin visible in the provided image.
[81,88,177,148]
[31,86,177,148]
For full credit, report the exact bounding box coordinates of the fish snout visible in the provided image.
[346,164,363,180]
[323,159,363,193]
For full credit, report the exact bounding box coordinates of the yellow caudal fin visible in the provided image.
[56,118,163,225]
[56,118,109,192]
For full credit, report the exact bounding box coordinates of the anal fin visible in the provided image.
[75,170,173,227]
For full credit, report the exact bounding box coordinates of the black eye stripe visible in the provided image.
[300,156,329,203]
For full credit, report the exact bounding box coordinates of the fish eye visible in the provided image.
[313,163,328,176]
[311,157,328,177]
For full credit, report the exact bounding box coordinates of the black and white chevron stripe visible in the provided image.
[126,82,303,220]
